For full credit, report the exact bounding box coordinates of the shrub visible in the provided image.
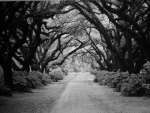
[107,72,130,92]
[104,72,117,87]
[0,86,12,97]
[94,71,116,85]
[62,68,69,76]
[26,71,44,89]
[13,75,29,91]
[13,71,30,91]
[50,68,64,82]
[140,61,150,83]
[93,70,148,96]
[140,72,150,84]
[13,71,28,77]
[92,70,130,92]
[90,69,99,76]
[0,77,12,96]
[42,73,52,85]
[91,70,108,83]
[91,70,99,83]
[13,71,52,91]
[121,74,146,96]
[141,84,150,95]
[35,71,51,85]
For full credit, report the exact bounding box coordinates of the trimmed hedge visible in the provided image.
[121,74,146,96]
[50,68,65,82]
[42,73,52,85]
[13,71,29,91]
[0,70,53,95]
[91,70,149,96]
[26,71,44,89]
[13,71,52,91]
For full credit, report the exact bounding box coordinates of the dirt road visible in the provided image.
[51,72,150,113]
[0,73,77,113]
[51,72,100,113]
[0,72,150,113]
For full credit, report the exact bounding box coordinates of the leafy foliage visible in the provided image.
[0,75,12,97]
[0,86,12,97]
[13,71,29,91]
[92,70,150,96]
[42,73,52,85]
[121,74,146,96]
[26,71,44,89]
[140,61,150,83]
[12,71,52,91]
[50,68,65,82]
[61,68,69,76]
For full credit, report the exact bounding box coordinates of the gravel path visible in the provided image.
[0,72,150,113]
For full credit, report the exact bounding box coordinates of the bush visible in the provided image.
[13,71,30,91]
[26,71,45,89]
[121,74,146,96]
[92,70,130,91]
[0,78,12,96]
[90,69,99,76]
[42,73,52,85]
[107,72,130,92]
[90,70,99,82]
[14,75,29,91]
[92,70,149,96]
[62,68,69,76]
[93,70,116,85]
[13,71,52,91]
[34,71,52,85]
[142,84,150,95]
[0,86,12,97]
[13,71,28,77]
[104,72,117,87]
[50,68,64,82]
[91,70,108,83]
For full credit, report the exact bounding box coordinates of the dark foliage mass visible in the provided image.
[91,70,150,96]
[0,68,67,96]
[13,71,52,91]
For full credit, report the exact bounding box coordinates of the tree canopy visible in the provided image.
[0,0,150,89]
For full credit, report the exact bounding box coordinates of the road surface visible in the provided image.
[51,72,100,113]
[0,72,150,113]
[51,72,150,113]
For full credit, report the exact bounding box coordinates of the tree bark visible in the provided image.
[0,54,13,89]
[133,49,146,74]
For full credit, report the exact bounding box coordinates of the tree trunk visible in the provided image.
[0,56,13,90]
[133,49,146,74]
[22,61,30,72]
[22,44,39,72]
[3,64,13,90]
